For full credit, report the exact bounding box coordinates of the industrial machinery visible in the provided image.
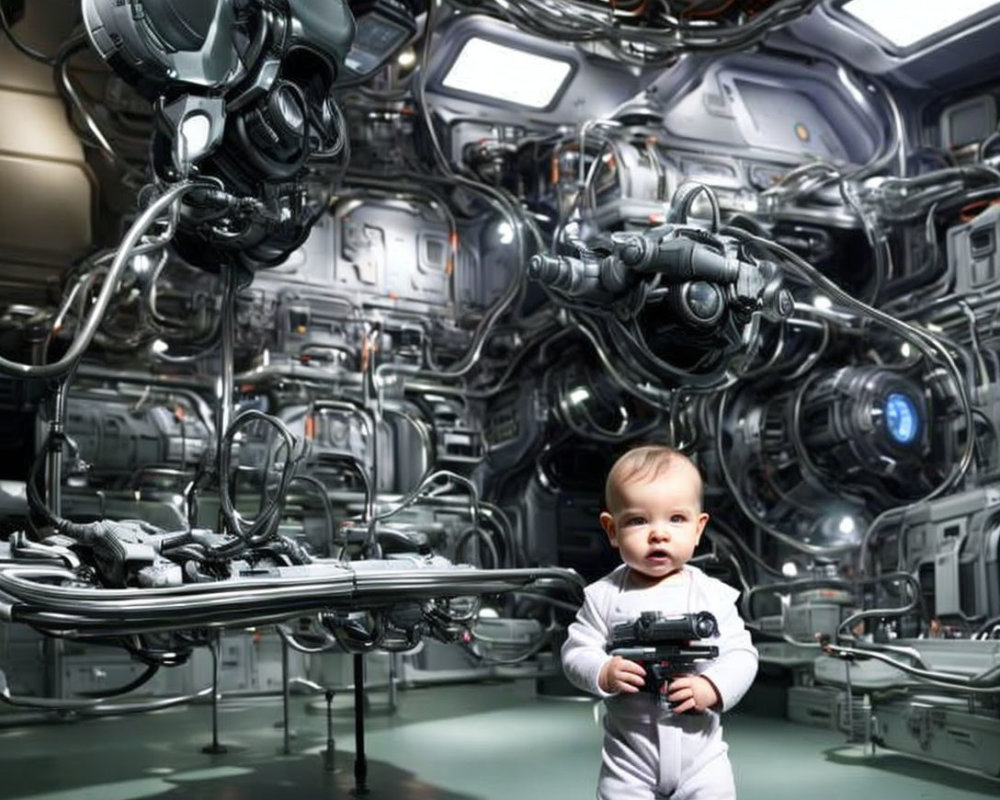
[2,0,1000,783]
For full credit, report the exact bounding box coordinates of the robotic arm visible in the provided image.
[527,207,795,387]
[81,0,356,270]
[529,225,793,325]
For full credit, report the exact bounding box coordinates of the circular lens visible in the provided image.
[693,611,718,638]
[274,85,305,134]
[684,281,724,322]
[884,392,918,444]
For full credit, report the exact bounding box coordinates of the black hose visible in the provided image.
[76,663,161,699]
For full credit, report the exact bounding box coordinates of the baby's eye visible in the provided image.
[670,514,687,523]
[623,516,647,527]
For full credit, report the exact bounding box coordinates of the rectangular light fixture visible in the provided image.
[842,0,1000,48]
[441,38,572,109]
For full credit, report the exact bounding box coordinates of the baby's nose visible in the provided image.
[649,524,670,540]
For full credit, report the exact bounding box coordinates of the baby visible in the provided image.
[561,444,758,799]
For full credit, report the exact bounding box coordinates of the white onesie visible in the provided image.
[561,564,758,800]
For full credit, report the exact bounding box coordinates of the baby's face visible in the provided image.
[600,461,708,586]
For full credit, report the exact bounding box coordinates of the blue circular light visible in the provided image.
[884,392,918,445]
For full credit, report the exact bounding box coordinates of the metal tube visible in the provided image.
[324,689,336,771]
[353,653,368,794]
[202,633,228,754]
[217,265,238,471]
[388,652,398,713]
[0,181,201,379]
[281,636,291,755]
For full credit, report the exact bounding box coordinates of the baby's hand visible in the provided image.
[598,655,646,694]
[665,675,719,713]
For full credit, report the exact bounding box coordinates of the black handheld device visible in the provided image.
[607,611,719,695]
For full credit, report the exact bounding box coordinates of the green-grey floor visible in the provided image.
[0,681,998,800]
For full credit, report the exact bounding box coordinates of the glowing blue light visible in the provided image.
[885,392,918,444]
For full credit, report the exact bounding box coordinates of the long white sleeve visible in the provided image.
[699,582,759,712]
[560,587,616,698]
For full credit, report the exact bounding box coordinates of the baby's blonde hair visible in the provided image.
[604,445,703,512]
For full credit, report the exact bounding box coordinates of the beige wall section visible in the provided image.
[0,88,88,162]
[0,2,95,304]
[0,155,93,256]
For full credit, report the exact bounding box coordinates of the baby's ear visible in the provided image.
[599,511,618,546]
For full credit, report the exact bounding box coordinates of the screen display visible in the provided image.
[442,38,572,109]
